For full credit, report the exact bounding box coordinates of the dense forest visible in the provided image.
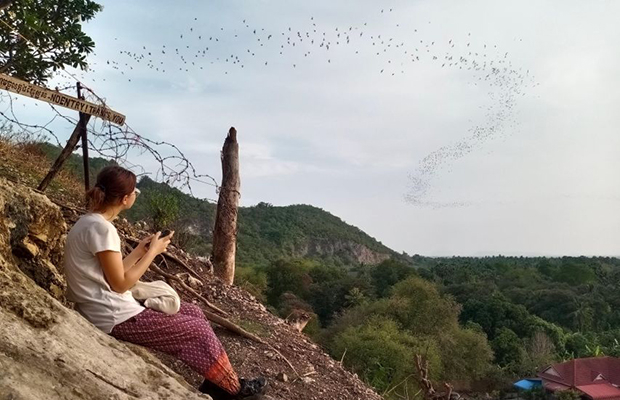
[239,255,620,398]
[40,143,620,399]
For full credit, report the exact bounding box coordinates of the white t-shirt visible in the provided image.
[64,213,145,333]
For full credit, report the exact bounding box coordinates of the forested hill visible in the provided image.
[37,142,399,267]
[128,176,398,268]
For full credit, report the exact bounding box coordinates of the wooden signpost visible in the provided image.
[0,73,126,192]
[0,73,125,125]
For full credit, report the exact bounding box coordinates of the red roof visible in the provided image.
[577,384,620,400]
[538,357,620,400]
[543,381,571,392]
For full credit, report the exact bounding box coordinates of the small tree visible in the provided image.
[526,331,556,371]
[0,0,102,84]
[344,287,366,308]
[492,327,527,371]
[330,316,442,398]
[146,192,179,231]
[234,266,268,302]
[370,259,415,298]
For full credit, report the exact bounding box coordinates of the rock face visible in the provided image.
[295,238,391,265]
[0,178,209,400]
[0,179,67,302]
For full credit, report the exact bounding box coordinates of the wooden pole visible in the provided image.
[37,113,91,192]
[77,82,90,191]
[211,127,240,285]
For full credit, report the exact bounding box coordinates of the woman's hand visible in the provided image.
[136,234,154,255]
[147,231,174,256]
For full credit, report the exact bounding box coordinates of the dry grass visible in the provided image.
[0,139,85,205]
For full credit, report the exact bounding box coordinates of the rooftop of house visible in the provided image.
[538,357,620,400]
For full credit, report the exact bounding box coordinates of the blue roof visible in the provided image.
[514,379,543,390]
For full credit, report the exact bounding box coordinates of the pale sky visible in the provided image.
[6,0,620,256]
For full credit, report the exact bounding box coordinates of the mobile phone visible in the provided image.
[145,230,172,250]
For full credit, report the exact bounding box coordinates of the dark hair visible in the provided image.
[85,165,137,212]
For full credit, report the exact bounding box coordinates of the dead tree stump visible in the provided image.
[211,127,240,285]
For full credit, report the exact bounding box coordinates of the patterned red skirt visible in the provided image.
[110,302,240,395]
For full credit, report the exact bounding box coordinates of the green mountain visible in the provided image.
[40,143,400,268]
[129,177,397,268]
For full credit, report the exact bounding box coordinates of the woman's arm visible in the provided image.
[122,247,145,272]
[122,234,153,272]
[98,232,173,293]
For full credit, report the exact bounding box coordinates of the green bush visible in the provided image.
[370,259,416,298]
[523,387,546,400]
[234,266,268,302]
[322,276,494,391]
[438,327,493,381]
[147,192,180,231]
[389,277,461,336]
[491,328,526,372]
[329,316,441,398]
[264,259,316,306]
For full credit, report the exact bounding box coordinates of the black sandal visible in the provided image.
[198,379,235,400]
[238,377,268,398]
[198,377,267,399]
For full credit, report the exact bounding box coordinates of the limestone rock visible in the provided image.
[276,372,289,382]
[0,178,67,302]
[0,178,210,399]
[293,238,390,265]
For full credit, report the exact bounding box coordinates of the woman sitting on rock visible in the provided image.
[63,165,266,399]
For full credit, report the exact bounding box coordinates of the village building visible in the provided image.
[537,357,620,400]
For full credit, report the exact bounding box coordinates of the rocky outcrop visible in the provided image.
[0,178,209,399]
[0,179,67,302]
[295,239,391,265]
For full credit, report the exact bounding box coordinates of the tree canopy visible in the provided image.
[0,0,102,84]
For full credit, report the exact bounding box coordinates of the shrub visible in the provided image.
[146,192,179,231]
[234,266,268,302]
[329,315,441,398]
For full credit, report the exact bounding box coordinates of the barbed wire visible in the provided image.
[0,92,62,145]
[0,15,219,196]
[45,98,219,193]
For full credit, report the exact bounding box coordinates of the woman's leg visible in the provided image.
[177,302,205,319]
[111,305,240,395]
